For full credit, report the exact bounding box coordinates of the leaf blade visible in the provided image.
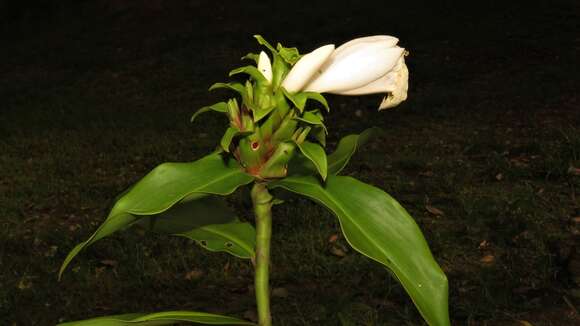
[327,127,379,175]
[59,153,253,278]
[191,102,228,123]
[137,197,255,259]
[295,141,327,180]
[179,222,256,259]
[270,175,450,326]
[220,127,239,152]
[57,310,255,325]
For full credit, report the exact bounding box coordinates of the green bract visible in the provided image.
[59,36,450,326]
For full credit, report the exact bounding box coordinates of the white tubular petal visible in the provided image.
[281,44,335,93]
[378,57,409,110]
[338,56,405,95]
[257,51,273,83]
[305,45,404,93]
[332,35,399,59]
[336,74,394,95]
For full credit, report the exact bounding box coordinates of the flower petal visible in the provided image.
[336,56,406,95]
[379,57,409,110]
[257,51,273,83]
[281,44,335,93]
[332,35,399,59]
[305,45,404,93]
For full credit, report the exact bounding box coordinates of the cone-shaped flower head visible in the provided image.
[282,35,408,110]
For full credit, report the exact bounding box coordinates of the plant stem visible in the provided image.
[251,182,273,326]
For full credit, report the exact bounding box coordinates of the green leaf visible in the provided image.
[294,110,327,135]
[57,310,255,325]
[327,127,379,175]
[241,52,259,64]
[276,43,301,65]
[140,196,255,259]
[209,83,251,110]
[220,127,239,152]
[245,80,254,104]
[253,94,276,122]
[294,110,322,124]
[282,89,329,112]
[295,141,327,180]
[180,222,255,259]
[59,153,253,279]
[229,66,267,84]
[191,102,228,123]
[253,34,277,54]
[209,82,246,97]
[270,175,450,326]
[312,125,326,147]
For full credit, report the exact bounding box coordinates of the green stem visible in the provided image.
[251,182,273,326]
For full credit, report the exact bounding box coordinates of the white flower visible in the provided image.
[281,35,409,110]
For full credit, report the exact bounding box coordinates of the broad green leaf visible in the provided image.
[270,175,450,326]
[58,310,255,325]
[295,140,327,180]
[327,127,379,175]
[59,153,253,279]
[282,89,329,112]
[180,222,255,259]
[140,197,256,259]
[191,102,228,123]
[220,127,239,152]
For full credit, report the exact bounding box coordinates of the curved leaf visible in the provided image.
[241,52,259,64]
[57,310,255,325]
[270,175,450,326]
[209,82,247,98]
[293,110,324,126]
[229,66,267,84]
[282,89,329,112]
[312,125,326,147]
[220,127,239,152]
[140,197,256,259]
[59,153,253,279]
[295,140,327,180]
[179,222,255,259]
[191,102,228,123]
[327,127,379,175]
[276,43,301,65]
[253,34,277,54]
[252,93,276,122]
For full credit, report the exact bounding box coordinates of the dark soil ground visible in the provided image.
[1,1,579,325]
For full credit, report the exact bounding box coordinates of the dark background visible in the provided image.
[1,0,579,325]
